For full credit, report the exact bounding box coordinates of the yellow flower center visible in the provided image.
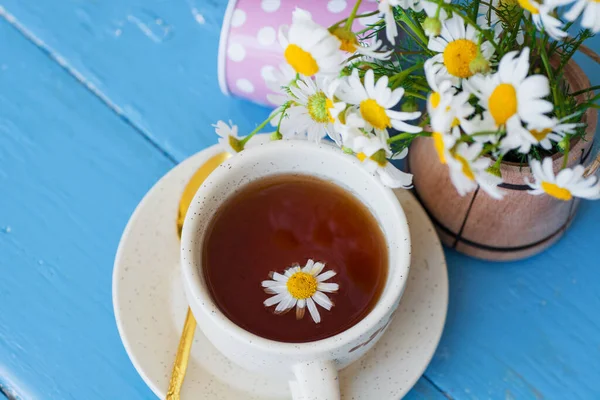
[541,182,572,201]
[307,92,334,123]
[356,152,367,161]
[284,44,319,76]
[451,117,461,127]
[360,99,391,130]
[530,127,553,141]
[331,27,358,53]
[488,83,518,125]
[518,0,539,14]
[286,272,318,300]
[429,92,441,110]
[432,132,447,164]
[443,39,478,79]
[455,154,475,180]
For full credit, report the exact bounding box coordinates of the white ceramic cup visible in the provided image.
[181,140,411,400]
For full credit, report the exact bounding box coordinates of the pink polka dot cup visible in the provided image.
[218,0,380,107]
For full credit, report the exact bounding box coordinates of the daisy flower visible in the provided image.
[427,14,496,85]
[446,142,504,199]
[351,134,413,188]
[264,63,298,107]
[526,116,581,151]
[279,8,344,77]
[527,158,600,200]
[517,0,567,40]
[262,259,339,323]
[330,28,392,60]
[465,48,554,153]
[551,0,600,33]
[213,120,244,153]
[337,69,422,141]
[276,75,346,143]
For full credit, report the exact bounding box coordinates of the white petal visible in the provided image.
[264,292,287,307]
[310,261,326,276]
[275,295,297,314]
[317,270,337,282]
[317,282,340,293]
[312,291,333,310]
[306,298,321,323]
[272,272,288,282]
[302,259,315,273]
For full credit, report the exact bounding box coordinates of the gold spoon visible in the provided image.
[166,151,231,400]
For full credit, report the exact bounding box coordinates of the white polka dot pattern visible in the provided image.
[221,0,379,105]
[227,42,246,62]
[230,9,246,27]
[327,0,348,13]
[261,0,281,13]
[257,26,276,46]
[236,78,255,93]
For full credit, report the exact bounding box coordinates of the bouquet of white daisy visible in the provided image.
[214,0,599,204]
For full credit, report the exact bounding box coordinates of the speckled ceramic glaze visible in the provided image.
[180,141,411,399]
[113,140,448,399]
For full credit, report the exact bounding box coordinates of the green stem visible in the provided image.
[562,139,570,169]
[387,132,418,143]
[570,85,600,97]
[330,10,379,30]
[404,91,427,100]
[389,62,424,88]
[240,110,282,145]
[344,0,364,30]
[398,12,428,45]
[539,44,561,117]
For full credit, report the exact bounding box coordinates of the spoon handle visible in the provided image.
[166,308,197,400]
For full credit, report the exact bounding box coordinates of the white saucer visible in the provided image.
[113,143,448,399]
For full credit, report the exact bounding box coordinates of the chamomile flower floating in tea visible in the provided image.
[262,260,339,324]
[527,158,600,201]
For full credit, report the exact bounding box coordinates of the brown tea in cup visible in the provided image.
[203,174,387,343]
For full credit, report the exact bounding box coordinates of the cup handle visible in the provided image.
[289,360,340,400]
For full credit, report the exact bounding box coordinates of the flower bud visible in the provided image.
[401,98,419,113]
[469,54,491,75]
[422,17,442,37]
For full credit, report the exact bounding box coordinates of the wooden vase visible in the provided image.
[406,60,598,261]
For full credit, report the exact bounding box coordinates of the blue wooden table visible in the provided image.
[0,1,598,399]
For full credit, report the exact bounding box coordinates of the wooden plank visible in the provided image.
[1,0,599,399]
[0,19,171,399]
[426,200,600,399]
[0,1,272,162]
